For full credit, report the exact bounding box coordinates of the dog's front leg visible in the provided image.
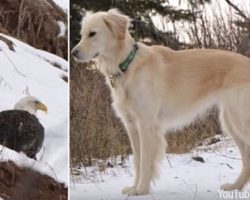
[126,122,166,196]
[120,114,141,195]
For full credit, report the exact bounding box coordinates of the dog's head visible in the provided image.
[71,9,130,63]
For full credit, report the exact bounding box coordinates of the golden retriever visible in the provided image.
[72,9,250,196]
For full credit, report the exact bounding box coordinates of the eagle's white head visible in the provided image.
[14,96,48,116]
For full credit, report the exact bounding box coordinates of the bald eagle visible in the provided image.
[0,96,47,159]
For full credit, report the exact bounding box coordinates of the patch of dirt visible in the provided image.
[0,161,67,200]
[0,0,68,59]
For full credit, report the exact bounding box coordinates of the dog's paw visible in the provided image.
[220,183,240,191]
[122,186,136,195]
[122,186,149,196]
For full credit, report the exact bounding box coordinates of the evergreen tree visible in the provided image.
[70,0,211,49]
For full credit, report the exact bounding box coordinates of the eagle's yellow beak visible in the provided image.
[37,102,48,113]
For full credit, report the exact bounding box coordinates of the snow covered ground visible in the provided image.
[0,146,61,181]
[0,34,68,184]
[53,0,69,12]
[70,135,250,200]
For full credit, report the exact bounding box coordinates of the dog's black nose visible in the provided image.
[71,49,79,57]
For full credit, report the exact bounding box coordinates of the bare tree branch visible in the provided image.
[224,0,249,20]
[0,35,15,51]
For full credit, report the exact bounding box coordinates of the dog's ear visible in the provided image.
[103,9,130,40]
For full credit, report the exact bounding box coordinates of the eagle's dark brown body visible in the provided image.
[0,110,44,159]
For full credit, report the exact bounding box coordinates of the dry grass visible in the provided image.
[166,109,221,153]
[0,0,68,59]
[70,61,129,167]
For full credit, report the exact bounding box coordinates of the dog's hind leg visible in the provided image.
[220,107,250,191]
[126,121,166,196]
[120,114,141,195]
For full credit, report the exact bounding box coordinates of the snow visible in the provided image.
[52,0,69,12]
[0,145,58,180]
[57,21,67,38]
[0,34,68,184]
[1,34,68,71]
[70,135,250,200]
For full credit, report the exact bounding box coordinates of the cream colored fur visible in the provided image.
[72,9,250,196]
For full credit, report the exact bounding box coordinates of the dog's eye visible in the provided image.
[88,31,96,37]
